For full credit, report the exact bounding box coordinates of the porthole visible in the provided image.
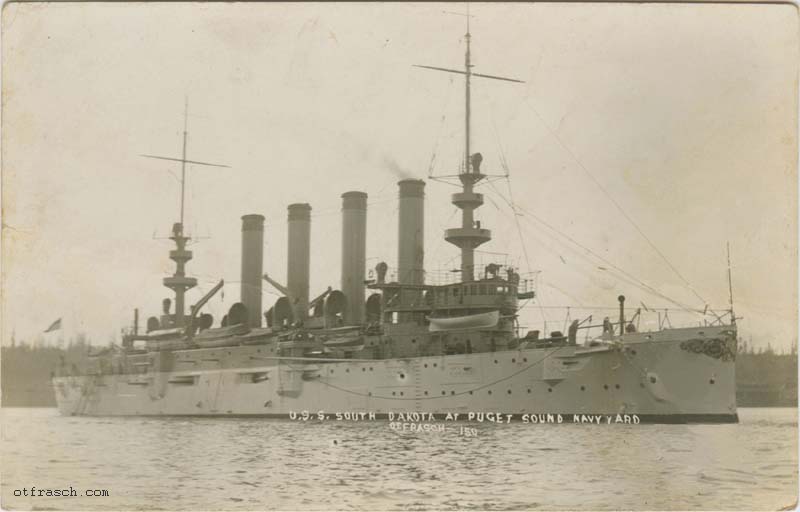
[494,360,498,364]
[615,384,620,389]
[603,384,609,390]
[424,391,428,395]
[441,391,446,395]
[580,386,585,391]
[399,373,405,379]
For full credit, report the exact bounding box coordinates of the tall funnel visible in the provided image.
[341,191,367,324]
[287,203,311,321]
[398,179,425,284]
[240,214,265,327]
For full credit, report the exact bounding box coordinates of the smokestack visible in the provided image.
[341,191,367,324]
[241,214,265,328]
[398,179,425,284]
[287,203,311,321]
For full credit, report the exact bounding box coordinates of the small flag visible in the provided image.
[44,318,62,333]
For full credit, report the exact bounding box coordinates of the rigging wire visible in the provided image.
[484,180,702,315]
[476,81,512,175]
[512,201,701,313]
[517,304,732,312]
[501,176,548,324]
[475,82,548,326]
[483,189,583,307]
[519,95,710,309]
[427,76,457,178]
[519,208,701,313]
[426,207,459,265]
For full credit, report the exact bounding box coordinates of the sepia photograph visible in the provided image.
[1,2,798,510]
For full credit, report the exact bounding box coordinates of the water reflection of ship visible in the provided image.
[53,21,739,422]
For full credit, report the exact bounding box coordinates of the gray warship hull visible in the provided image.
[53,325,738,422]
[52,25,739,425]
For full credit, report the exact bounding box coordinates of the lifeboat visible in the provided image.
[427,310,500,332]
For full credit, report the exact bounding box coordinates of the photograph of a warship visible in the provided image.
[52,23,739,423]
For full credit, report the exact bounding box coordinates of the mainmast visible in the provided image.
[414,13,524,282]
[464,19,471,173]
[141,100,229,325]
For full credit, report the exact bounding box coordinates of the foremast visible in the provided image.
[415,17,524,282]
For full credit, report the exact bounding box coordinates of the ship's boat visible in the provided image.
[193,324,249,348]
[52,22,739,423]
[428,311,500,332]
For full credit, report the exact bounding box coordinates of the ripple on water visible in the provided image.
[0,407,797,510]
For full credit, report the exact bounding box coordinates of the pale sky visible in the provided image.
[2,2,798,349]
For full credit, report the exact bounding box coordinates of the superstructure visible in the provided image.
[52,23,738,423]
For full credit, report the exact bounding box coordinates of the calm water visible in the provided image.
[1,407,797,511]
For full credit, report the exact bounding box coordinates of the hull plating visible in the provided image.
[53,330,738,423]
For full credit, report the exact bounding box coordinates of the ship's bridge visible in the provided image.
[370,264,537,290]
[430,280,521,310]
[367,263,536,321]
